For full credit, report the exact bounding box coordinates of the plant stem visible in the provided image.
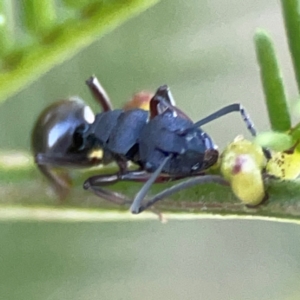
[2,156,300,224]
[0,0,160,103]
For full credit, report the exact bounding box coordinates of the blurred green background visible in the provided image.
[1,0,300,299]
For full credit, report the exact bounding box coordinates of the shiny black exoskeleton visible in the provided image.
[76,86,217,176]
[33,75,261,213]
[138,104,216,175]
[78,108,149,168]
[31,97,97,199]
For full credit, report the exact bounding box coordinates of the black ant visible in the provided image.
[32,75,269,214]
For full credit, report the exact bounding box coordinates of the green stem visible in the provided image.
[2,154,300,224]
[281,0,300,93]
[62,0,96,9]
[254,29,291,132]
[0,0,160,103]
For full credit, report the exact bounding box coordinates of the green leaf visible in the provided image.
[255,131,295,151]
[281,0,300,93]
[254,29,291,132]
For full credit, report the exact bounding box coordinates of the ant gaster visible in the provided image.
[33,76,269,213]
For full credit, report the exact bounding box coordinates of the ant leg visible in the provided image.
[150,86,191,120]
[86,76,113,112]
[38,165,72,200]
[84,173,130,205]
[150,85,176,115]
[35,153,102,167]
[162,85,176,106]
[130,156,171,213]
[35,151,102,200]
[135,175,229,214]
[83,167,177,206]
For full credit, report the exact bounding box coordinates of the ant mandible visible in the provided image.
[32,75,270,213]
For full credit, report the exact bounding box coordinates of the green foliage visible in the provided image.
[254,29,291,132]
[281,0,300,93]
[0,0,159,103]
[255,0,300,150]
[254,131,295,152]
